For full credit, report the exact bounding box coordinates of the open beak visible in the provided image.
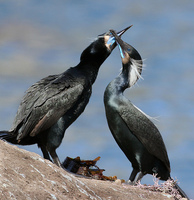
[106,25,133,51]
[117,25,133,37]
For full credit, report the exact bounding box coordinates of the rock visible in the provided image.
[114,179,122,185]
[0,140,174,200]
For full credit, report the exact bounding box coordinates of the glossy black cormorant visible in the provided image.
[0,26,131,167]
[104,30,189,199]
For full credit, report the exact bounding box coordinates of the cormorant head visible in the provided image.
[101,25,133,52]
[80,26,132,65]
[110,29,143,87]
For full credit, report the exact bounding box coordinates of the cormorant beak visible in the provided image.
[117,25,133,37]
[118,43,131,64]
[109,29,130,64]
[105,25,133,51]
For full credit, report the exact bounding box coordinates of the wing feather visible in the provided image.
[11,72,85,140]
[118,100,171,172]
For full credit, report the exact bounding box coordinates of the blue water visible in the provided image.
[0,0,194,198]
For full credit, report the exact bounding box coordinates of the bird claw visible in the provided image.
[124,180,136,185]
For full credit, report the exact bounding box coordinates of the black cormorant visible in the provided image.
[0,26,131,167]
[104,30,189,199]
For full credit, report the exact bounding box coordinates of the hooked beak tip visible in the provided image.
[117,25,133,37]
[106,25,132,51]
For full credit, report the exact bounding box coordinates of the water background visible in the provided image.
[0,0,194,198]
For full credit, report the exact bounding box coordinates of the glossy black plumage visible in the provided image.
[0,26,131,167]
[104,30,189,199]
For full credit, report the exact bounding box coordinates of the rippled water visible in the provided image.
[0,0,194,198]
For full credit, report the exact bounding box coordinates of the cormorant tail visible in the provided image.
[172,179,189,199]
[0,130,17,144]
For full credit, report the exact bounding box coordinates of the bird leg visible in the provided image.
[129,168,139,181]
[127,170,145,185]
[49,149,63,168]
[126,168,139,185]
[133,171,144,184]
[40,145,52,162]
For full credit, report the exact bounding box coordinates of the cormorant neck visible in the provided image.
[116,66,130,92]
[76,61,101,84]
[106,71,129,96]
[76,38,111,84]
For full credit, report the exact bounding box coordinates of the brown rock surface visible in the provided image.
[0,140,174,200]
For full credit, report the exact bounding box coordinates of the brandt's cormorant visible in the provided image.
[104,30,189,199]
[0,26,131,167]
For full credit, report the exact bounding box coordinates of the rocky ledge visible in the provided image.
[0,140,176,200]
